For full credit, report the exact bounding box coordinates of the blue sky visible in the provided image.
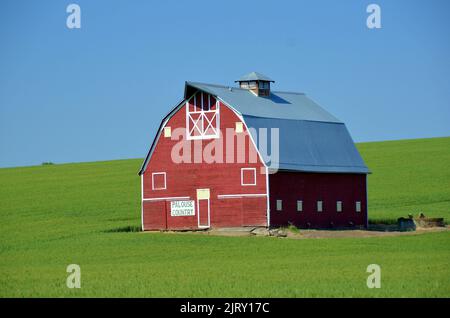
[1,0,449,168]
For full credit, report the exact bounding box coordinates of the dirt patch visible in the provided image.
[140,226,449,239]
[285,226,449,239]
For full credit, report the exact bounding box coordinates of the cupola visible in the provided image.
[235,71,274,97]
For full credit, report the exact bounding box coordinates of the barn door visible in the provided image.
[196,189,210,228]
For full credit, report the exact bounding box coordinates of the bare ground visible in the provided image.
[144,225,449,239]
[285,226,449,239]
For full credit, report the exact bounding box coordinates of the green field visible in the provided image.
[0,137,449,297]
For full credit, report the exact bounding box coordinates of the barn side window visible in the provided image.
[241,168,256,186]
[164,127,171,138]
[297,200,303,212]
[336,201,342,213]
[235,122,243,133]
[317,200,323,212]
[276,200,282,211]
[356,201,361,213]
[152,172,166,190]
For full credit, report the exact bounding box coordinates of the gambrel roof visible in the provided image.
[139,82,370,175]
[185,82,369,174]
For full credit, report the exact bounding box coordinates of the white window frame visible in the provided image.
[356,201,361,213]
[241,168,256,186]
[186,92,220,140]
[317,200,323,212]
[297,200,303,212]
[152,172,166,190]
[276,200,282,211]
[336,201,342,213]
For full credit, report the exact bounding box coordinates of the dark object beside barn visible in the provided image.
[397,216,416,232]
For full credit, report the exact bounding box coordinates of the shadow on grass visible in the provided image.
[367,218,399,232]
[367,224,400,232]
[103,225,142,233]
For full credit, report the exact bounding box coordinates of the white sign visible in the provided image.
[171,200,195,216]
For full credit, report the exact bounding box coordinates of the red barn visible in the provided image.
[138,72,370,230]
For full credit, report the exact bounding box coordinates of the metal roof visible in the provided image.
[185,82,369,174]
[243,116,370,174]
[185,82,341,123]
[139,81,370,175]
[235,71,275,83]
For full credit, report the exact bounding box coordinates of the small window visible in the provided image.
[297,200,303,212]
[240,81,249,89]
[241,168,256,186]
[317,201,323,212]
[164,127,171,138]
[336,201,342,212]
[248,81,257,89]
[356,201,361,213]
[259,81,269,89]
[152,172,166,190]
[276,200,282,211]
[235,122,243,133]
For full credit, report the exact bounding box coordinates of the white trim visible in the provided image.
[217,193,267,199]
[241,167,257,186]
[186,93,220,140]
[216,98,270,226]
[249,89,258,97]
[141,173,144,231]
[216,97,267,168]
[197,198,210,228]
[151,172,166,190]
[160,117,171,134]
[143,196,190,202]
[265,166,270,227]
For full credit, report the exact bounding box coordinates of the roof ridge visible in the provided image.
[242,114,343,125]
[186,81,305,95]
[271,90,305,96]
[186,81,245,90]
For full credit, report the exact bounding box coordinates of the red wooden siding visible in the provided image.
[142,94,268,230]
[269,172,367,228]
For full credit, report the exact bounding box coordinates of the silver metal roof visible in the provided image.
[185,82,369,174]
[185,82,341,123]
[235,71,275,82]
[243,116,370,173]
[138,81,370,175]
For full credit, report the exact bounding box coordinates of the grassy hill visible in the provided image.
[358,136,450,221]
[0,137,449,297]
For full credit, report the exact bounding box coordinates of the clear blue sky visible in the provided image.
[1,0,449,168]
